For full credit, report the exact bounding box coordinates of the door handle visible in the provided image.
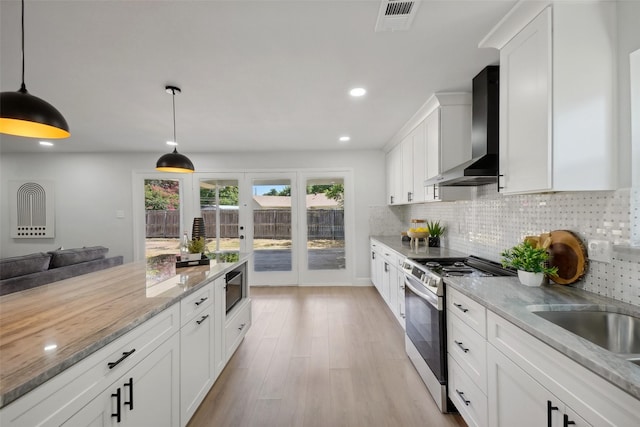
[108,349,136,369]
[547,401,559,427]
[123,378,133,410]
[239,235,245,239]
[454,340,470,353]
[453,303,468,313]
[111,388,122,422]
[196,314,210,325]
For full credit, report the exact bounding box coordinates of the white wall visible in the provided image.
[0,150,385,284]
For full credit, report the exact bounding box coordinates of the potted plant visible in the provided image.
[500,241,558,286]
[185,237,206,261]
[426,220,446,247]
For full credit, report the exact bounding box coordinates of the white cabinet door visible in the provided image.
[385,149,396,205]
[401,136,413,204]
[487,344,557,427]
[425,108,440,182]
[64,333,180,427]
[180,303,215,426]
[380,258,391,304]
[213,276,226,378]
[411,120,427,203]
[499,8,552,194]
[120,333,180,427]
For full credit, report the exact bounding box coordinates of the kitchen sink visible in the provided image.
[531,307,640,363]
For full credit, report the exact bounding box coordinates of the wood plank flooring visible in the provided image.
[188,286,467,427]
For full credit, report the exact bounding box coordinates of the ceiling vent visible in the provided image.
[375,0,421,32]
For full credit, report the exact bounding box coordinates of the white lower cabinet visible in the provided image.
[225,299,252,361]
[447,288,488,427]
[487,344,589,427]
[180,300,215,426]
[487,311,639,426]
[369,240,405,329]
[65,333,180,427]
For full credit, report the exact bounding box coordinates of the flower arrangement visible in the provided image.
[500,241,558,276]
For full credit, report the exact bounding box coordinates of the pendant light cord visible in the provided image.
[20,0,26,92]
[172,89,177,143]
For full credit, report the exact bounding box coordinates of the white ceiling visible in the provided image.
[0,0,515,154]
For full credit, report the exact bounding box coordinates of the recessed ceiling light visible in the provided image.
[39,141,53,146]
[166,141,178,146]
[349,87,366,97]
[339,136,351,142]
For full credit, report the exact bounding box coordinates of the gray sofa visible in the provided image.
[0,246,123,296]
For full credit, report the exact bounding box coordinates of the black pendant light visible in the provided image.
[0,0,70,139]
[156,86,195,173]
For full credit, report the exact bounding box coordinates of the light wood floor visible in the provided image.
[188,286,467,427]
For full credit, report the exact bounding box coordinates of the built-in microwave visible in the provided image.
[225,262,245,314]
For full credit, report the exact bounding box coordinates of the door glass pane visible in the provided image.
[252,179,292,272]
[199,179,240,258]
[306,178,345,270]
[144,179,180,259]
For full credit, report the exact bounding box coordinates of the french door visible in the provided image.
[135,170,352,286]
[245,172,298,286]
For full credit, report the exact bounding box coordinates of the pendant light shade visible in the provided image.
[156,148,195,173]
[155,86,194,173]
[0,0,70,139]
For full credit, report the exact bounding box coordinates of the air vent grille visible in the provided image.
[385,1,414,17]
[375,0,420,32]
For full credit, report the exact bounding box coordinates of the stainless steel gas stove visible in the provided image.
[402,255,515,413]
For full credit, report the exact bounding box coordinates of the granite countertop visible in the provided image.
[370,235,468,259]
[444,276,640,401]
[0,253,251,408]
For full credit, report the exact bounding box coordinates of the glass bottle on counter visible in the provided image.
[180,232,190,259]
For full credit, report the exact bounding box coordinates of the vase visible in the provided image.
[192,217,206,241]
[428,237,440,248]
[517,270,545,287]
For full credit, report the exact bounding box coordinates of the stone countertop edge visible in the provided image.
[443,276,640,401]
[0,253,252,409]
[370,235,468,259]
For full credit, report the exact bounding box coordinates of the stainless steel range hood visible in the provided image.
[425,66,499,187]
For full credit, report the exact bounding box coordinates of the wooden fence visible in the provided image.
[145,209,344,240]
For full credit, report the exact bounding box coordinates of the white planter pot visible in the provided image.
[183,253,202,262]
[517,270,545,287]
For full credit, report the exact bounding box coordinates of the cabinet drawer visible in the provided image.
[225,300,251,360]
[448,312,487,393]
[447,287,486,337]
[180,282,213,326]
[0,304,180,427]
[448,356,488,427]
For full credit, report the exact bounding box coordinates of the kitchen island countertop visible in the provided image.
[0,253,251,408]
[444,275,640,401]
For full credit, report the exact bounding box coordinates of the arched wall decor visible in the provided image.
[10,180,55,238]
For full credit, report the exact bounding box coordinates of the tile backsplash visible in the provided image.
[370,186,640,306]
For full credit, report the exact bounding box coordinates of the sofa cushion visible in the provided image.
[48,246,109,269]
[0,253,52,280]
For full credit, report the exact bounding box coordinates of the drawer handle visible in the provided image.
[195,296,208,306]
[108,349,136,369]
[238,323,246,331]
[196,314,210,325]
[123,377,133,410]
[454,340,470,353]
[453,303,468,313]
[455,389,470,406]
[563,414,576,427]
[547,401,559,427]
[111,388,122,422]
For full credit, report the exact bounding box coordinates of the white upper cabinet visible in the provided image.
[423,93,473,202]
[481,2,618,194]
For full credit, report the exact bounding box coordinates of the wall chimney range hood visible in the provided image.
[425,66,499,186]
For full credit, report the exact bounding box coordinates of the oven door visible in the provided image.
[404,274,446,383]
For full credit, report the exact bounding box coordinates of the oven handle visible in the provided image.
[404,275,439,309]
